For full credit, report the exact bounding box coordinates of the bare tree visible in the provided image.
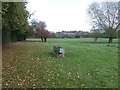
[88,2,120,43]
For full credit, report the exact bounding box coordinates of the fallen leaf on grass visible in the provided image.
[5,83,8,86]
[57,74,59,76]
[77,76,80,78]
[88,73,90,75]
[48,79,50,81]
[82,84,84,86]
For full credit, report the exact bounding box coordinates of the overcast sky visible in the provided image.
[26,0,118,32]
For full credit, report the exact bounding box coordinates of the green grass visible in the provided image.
[2,38,118,88]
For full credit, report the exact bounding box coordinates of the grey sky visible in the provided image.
[26,0,118,32]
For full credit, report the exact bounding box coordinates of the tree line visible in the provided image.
[2,2,120,44]
[2,2,53,43]
[29,1,120,43]
[2,2,30,43]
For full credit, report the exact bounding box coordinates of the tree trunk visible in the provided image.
[24,35,26,41]
[94,37,97,43]
[108,37,113,43]
[44,37,47,42]
[2,31,11,43]
[41,37,44,42]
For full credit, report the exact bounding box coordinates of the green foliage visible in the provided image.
[2,2,29,43]
[0,2,1,45]
[75,34,80,38]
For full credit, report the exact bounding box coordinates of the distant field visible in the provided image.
[2,38,118,88]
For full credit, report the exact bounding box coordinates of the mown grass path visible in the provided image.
[2,38,118,88]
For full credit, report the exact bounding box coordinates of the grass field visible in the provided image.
[2,38,118,88]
